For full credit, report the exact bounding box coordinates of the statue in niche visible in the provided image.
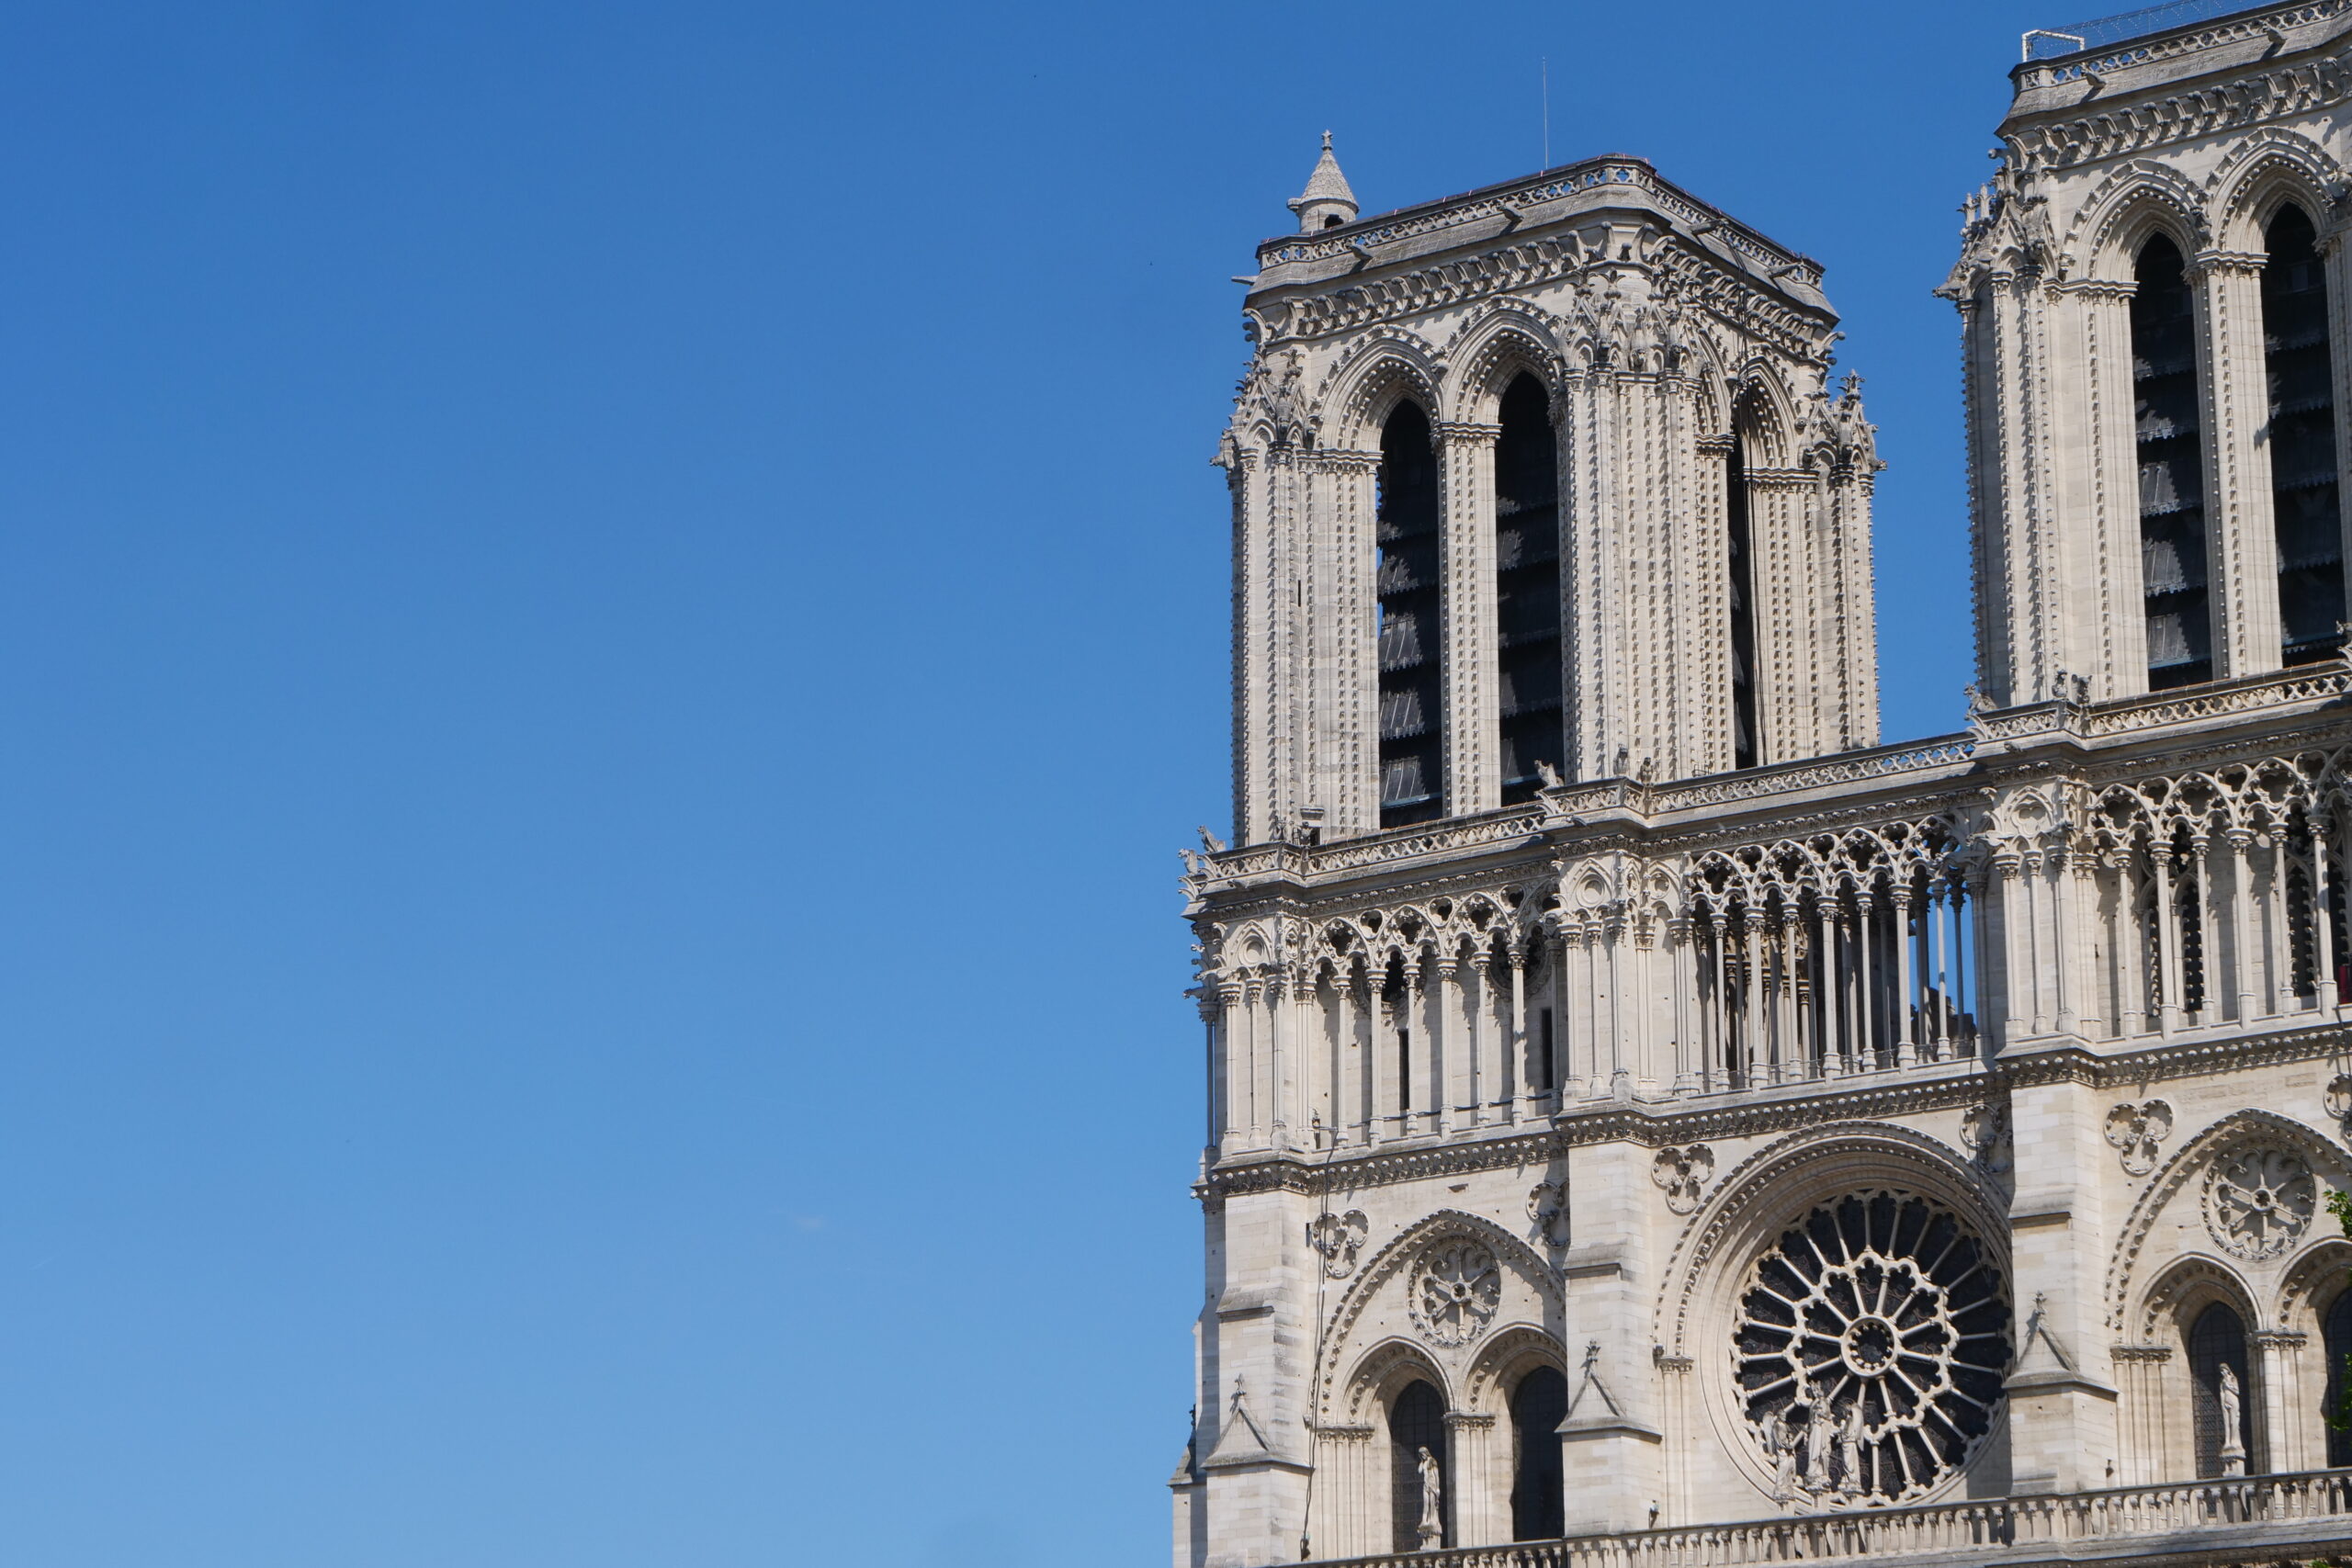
[2218,1364,2246,1475]
[1803,1383,1838,1495]
[1415,1446,1443,1547]
[1768,1410,1804,1503]
[1838,1397,1868,1496]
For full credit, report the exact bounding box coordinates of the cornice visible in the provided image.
[1194,1023,2352,1205]
[1248,234,1829,362]
[2004,45,2352,173]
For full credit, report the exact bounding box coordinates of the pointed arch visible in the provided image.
[1316,331,1448,451]
[2063,158,2212,281]
[2105,1108,2348,1333]
[1442,304,1567,422]
[2206,128,2346,252]
[1317,1207,1562,1424]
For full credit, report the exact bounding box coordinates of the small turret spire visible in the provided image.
[1288,131,1358,233]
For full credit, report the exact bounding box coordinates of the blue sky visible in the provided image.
[0,3,2079,1563]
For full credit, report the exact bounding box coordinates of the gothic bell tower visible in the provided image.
[1177,12,2352,1568]
[1215,139,1882,851]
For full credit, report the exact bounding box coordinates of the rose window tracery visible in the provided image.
[1410,1238,1500,1348]
[1735,1192,2009,1506]
[2203,1147,2316,1259]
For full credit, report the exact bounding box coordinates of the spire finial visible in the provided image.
[1289,132,1358,233]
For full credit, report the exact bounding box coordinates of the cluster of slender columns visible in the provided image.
[2007,810,2348,1045]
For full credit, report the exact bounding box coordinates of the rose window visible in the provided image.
[1734,1192,2009,1505]
[1410,1238,1500,1348]
[2204,1147,2316,1259]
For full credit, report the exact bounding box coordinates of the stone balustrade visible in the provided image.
[1300,1470,2352,1568]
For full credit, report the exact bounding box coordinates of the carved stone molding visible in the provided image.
[1528,1181,1571,1248]
[1409,1236,1503,1348]
[1960,1102,2013,1175]
[2105,1099,2175,1176]
[1650,1144,1715,1213]
[2204,1146,2318,1259]
[1308,1209,1370,1278]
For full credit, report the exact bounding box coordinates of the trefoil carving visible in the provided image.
[1650,1145,1715,1214]
[1306,1209,1369,1278]
[2104,1100,2175,1176]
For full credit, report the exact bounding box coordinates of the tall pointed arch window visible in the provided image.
[2261,201,2346,663]
[1495,373,1565,803]
[1726,429,1761,769]
[1378,401,1445,827]
[1508,1365,1566,1540]
[1387,1379,1448,1551]
[2326,1286,2352,1467]
[2133,232,2213,688]
[2188,1301,2255,1477]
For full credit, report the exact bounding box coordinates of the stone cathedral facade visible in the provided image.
[1175,6,2352,1567]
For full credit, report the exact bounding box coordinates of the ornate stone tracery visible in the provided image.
[1410,1237,1502,1348]
[1733,1192,2011,1506]
[2203,1145,2318,1258]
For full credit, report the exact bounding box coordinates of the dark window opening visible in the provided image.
[2262,203,2346,663]
[1537,1006,1555,1095]
[1495,373,1565,803]
[1397,1026,1411,1116]
[1378,402,1445,826]
[2134,233,2214,688]
[1388,1379,1449,1551]
[2326,1288,2352,1467]
[1727,430,1760,768]
[1323,214,1342,229]
[1509,1366,1566,1540]
[2188,1301,2254,1477]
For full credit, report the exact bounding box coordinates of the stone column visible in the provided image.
[1440,422,1501,816]
[1430,955,1459,1135]
[2191,250,2283,677]
[1216,981,1245,1157]
[1308,449,1383,838]
[2110,1344,2172,1485]
[2256,1328,2309,1473]
[1306,1425,1374,1562]
[1446,1411,1500,1546]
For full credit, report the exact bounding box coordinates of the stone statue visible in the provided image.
[2217,1363,2246,1475]
[1415,1446,1443,1546]
[1534,760,1564,790]
[1838,1398,1868,1495]
[1768,1411,1804,1503]
[1804,1385,1838,1494]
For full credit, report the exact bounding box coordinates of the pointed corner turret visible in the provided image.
[1287,130,1357,233]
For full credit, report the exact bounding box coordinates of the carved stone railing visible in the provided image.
[1304,1470,2352,1568]
[2015,0,2351,86]
[1251,158,1817,287]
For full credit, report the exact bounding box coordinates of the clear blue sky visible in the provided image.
[0,3,2074,1563]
